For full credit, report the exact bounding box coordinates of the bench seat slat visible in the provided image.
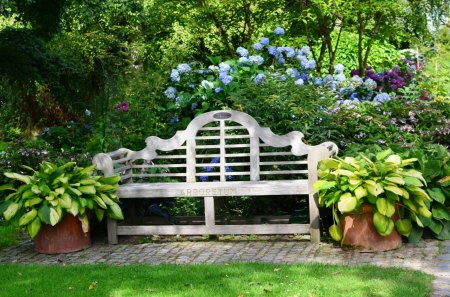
[117,180,308,198]
[117,224,309,236]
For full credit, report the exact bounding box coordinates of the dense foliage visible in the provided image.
[0,0,449,240]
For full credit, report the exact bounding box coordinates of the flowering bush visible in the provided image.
[161,27,319,129]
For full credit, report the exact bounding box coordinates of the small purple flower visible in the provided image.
[115,101,129,112]
[274,26,285,36]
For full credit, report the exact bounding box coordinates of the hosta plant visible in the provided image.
[0,162,123,238]
[314,149,432,242]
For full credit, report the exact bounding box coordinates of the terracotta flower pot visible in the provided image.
[341,204,402,252]
[34,214,91,254]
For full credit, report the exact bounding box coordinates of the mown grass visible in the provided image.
[0,222,19,248]
[0,263,432,297]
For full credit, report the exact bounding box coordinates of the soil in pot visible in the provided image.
[341,204,402,252]
[34,214,91,254]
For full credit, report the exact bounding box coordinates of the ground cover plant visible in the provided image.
[0,222,18,247]
[0,263,433,297]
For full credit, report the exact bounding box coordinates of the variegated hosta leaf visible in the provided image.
[69,200,80,216]
[366,182,384,197]
[395,219,413,237]
[375,149,393,161]
[59,193,72,209]
[403,177,423,187]
[329,224,343,242]
[313,180,337,191]
[402,170,427,184]
[385,175,405,185]
[376,198,396,217]
[49,207,60,226]
[19,208,37,226]
[373,212,394,236]
[334,169,356,177]
[78,215,90,233]
[27,217,41,238]
[384,185,403,196]
[337,193,357,213]
[108,203,124,220]
[4,172,31,184]
[354,186,368,199]
[385,154,401,165]
[3,202,20,221]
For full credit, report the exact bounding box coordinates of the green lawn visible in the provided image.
[0,263,432,297]
[0,223,18,248]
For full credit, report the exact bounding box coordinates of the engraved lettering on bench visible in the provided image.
[179,188,238,196]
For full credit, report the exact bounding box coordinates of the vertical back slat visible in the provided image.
[219,120,226,182]
[250,136,260,181]
[186,131,197,182]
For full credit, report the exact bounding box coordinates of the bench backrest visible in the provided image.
[94,110,338,185]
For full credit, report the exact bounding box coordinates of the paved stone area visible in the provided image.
[0,237,448,296]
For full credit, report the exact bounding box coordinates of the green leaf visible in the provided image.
[403,177,423,187]
[4,172,31,184]
[354,186,367,199]
[78,186,96,195]
[407,226,423,243]
[313,180,336,191]
[337,192,357,213]
[402,170,426,184]
[49,207,60,226]
[38,204,51,225]
[427,219,443,235]
[334,169,356,177]
[376,198,396,217]
[373,212,395,236]
[418,206,432,218]
[437,224,450,240]
[59,193,72,209]
[107,202,124,220]
[95,208,105,222]
[27,217,41,239]
[432,205,450,220]
[376,149,393,161]
[385,176,405,185]
[366,182,384,196]
[385,154,401,165]
[3,202,20,221]
[94,195,107,209]
[384,185,403,196]
[395,219,412,236]
[427,188,446,204]
[19,208,37,226]
[0,184,15,191]
[78,215,90,233]
[69,200,80,216]
[329,224,343,242]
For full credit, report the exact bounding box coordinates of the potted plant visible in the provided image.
[0,161,123,254]
[314,149,432,251]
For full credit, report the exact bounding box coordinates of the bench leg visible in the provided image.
[107,218,118,244]
[309,193,321,243]
[204,196,215,228]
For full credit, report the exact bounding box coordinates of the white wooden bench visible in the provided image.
[93,110,338,244]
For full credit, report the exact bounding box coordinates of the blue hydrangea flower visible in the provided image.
[236,46,249,57]
[284,47,295,58]
[189,83,196,88]
[301,46,311,57]
[170,69,180,82]
[238,57,250,64]
[208,65,219,71]
[334,73,346,82]
[203,165,214,172]
[324,74,333,83]
[249,55,264,65]
[279,75,287,82]
[219,62,230,73]
[215,87,223,93]
[295,78,304,85]
[334,64,345,74]
[268,46,278,56]
[313,77,323,86]
[254,73,266,84]
[298,73,310,83]
[373,92,391,103]
[297,54,307,66]
[170,116,179,124]
[274,26,285,36]
[164,86,177,99]
[286,68,299,78]
[304,59,316,70]
[260,37,269,46]
[350,75,364,87]
[200,175,208,182]
[253,43,263,50]
[176,63,191,74]
[220,74,233,85]
[350,92,359,100]
[175,97,180,103]
[277,57,285,66]
[191,102,198,110]
[363,78,377,89]
[201,80,214,89]
[211,157,220,163]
